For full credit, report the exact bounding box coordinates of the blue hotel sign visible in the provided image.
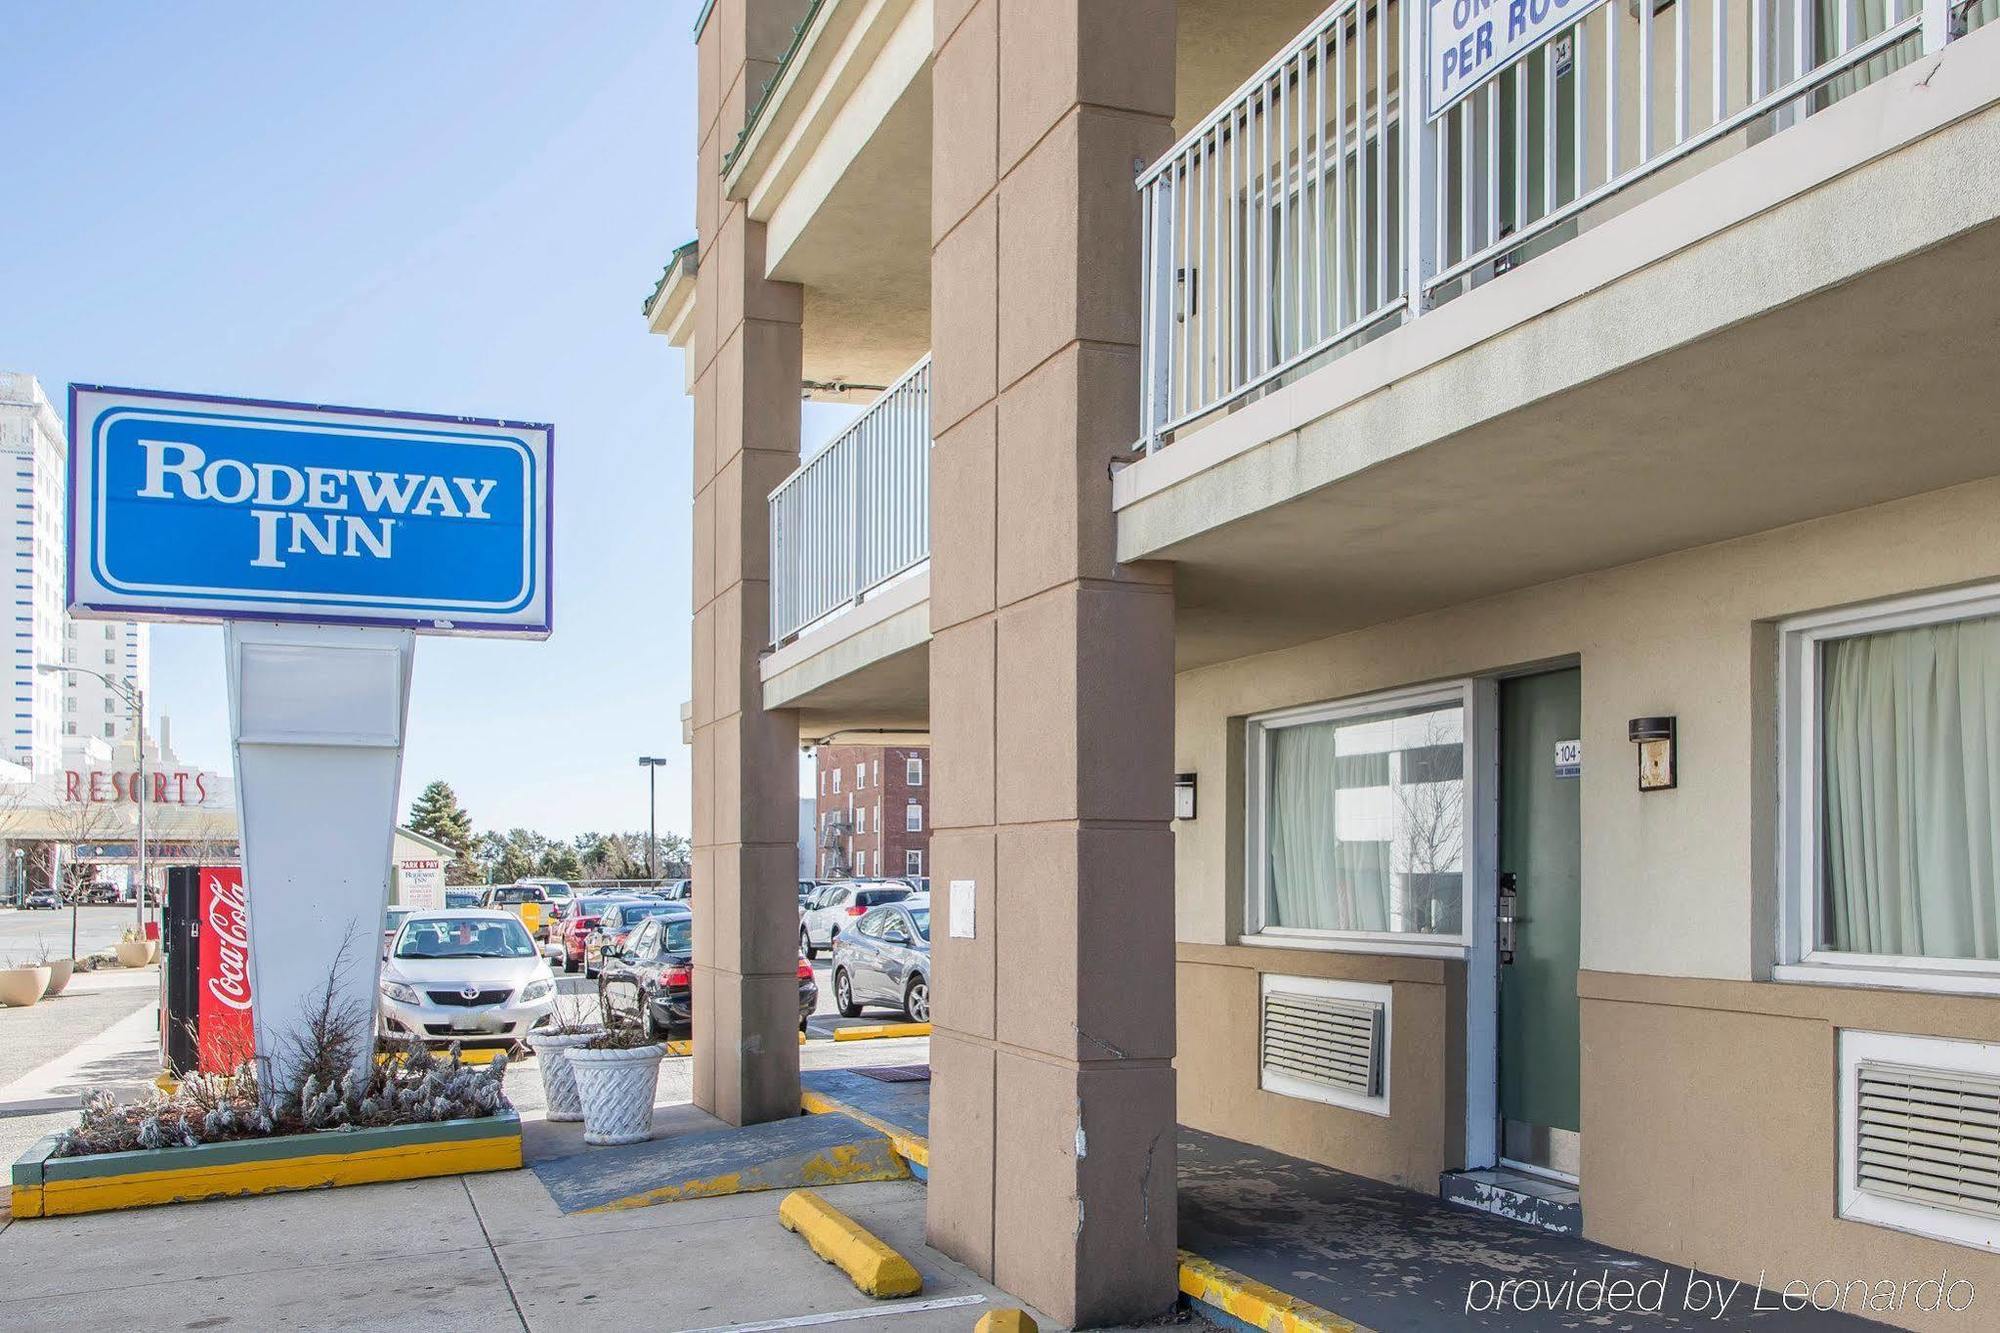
[68,386,552,637]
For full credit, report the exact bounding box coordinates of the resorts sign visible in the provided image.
[68,386,553,636]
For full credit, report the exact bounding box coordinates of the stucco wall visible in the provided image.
[1174,472,2000,982]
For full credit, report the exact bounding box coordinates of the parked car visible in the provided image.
[84,882,120,905]
[797,879,820,902]
[800,881,912,957]
[519,878,575,923]
[23,887,58,910]
[599,912,816,1039]
[657,879,693,903]
[376,909,557,1047]
[480,882,551,938]
[561,893,642,974]
[444,888,484,909]
[382,906,418,956]
[829,895,930,1022]
[583,899,686,979]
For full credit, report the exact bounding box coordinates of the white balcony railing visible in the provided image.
[767,355,931,646]
[1139,0,1968,451]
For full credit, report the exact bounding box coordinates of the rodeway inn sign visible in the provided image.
[68,385,552,635]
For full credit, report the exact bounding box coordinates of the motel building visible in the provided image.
[648,2,2000,1326]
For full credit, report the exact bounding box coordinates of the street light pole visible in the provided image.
[637,756,666,884]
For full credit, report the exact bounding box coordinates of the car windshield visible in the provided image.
[444,890,482,908]
[395,917,536,959]
[907,908,930,940]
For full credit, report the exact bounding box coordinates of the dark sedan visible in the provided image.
[829,895,930,1022]
[598,913,818,1040]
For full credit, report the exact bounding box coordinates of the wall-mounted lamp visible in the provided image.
[1174,772,1198,821]
[1627,717,1677,792]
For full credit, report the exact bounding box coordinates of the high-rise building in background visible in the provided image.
[61,619,149,744]
[0,372,152,772]
[0,373,68,773]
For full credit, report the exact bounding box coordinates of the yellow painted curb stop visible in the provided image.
[1177,1250,1369,1333]
[974,1310,1037,1333]
[778,1189,923,1298]
[831,1022,931,1042]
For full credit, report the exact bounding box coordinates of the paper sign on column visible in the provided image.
[949,879,976,938]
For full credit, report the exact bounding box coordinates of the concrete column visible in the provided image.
[691,0,812,1127]
[926,2,1179,1324]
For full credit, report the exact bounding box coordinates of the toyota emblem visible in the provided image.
[459,985,480,1001]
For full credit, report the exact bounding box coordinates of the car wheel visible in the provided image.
[903,974,930,1024]
[800,926,815,960]
[562,955,578,975]
[642,1004,662,1042]
[834,968,862,1019]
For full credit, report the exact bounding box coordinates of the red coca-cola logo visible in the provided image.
[204,875,252,1012]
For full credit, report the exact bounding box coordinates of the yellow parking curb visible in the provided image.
[1177,1250,1370,1333]
[975,1311,1037,1333]
[778,1189,923,1298]
[831,1022,931,1042]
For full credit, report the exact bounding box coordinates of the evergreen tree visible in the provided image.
[407,781,479,884]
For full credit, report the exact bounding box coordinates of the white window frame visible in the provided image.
[1243,679,1484,959]
[832,769,841,794]
[1838,1029,2000,1252]
[1777,582,2000,996]
[905,802,922,833]
[906,849,922,876]
[907,755,924,786]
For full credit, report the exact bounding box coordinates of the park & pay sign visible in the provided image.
[1427,0,1610,119]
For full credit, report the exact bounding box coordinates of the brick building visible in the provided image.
[811,743,928,882]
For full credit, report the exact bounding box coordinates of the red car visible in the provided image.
[562,895,646,974]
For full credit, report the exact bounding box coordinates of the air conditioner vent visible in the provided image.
[1854,1060,2000,1221]
[1261,988,1383,1099]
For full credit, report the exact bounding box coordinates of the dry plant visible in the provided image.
[50,941,510,1159]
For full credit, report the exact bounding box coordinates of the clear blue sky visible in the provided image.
[1,3,845,839]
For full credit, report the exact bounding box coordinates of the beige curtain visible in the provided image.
[1266,721,1391,931]
[1821,615,2000,961]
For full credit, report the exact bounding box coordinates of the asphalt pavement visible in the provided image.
[0,905,144,968]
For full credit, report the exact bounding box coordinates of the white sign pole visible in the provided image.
[227,621,414,1096]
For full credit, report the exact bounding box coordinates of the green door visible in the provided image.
[1497,669,1582,1176]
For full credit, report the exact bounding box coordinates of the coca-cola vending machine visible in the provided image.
[163,865,254,1077]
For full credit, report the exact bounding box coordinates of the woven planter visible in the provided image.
[527,1029,604,1122]
[567,1043,666,1146]
[41,960,73,998]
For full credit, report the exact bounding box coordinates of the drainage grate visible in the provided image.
[855,1065,932,1083]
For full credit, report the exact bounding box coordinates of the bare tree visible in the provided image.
[1393,713,1465,934]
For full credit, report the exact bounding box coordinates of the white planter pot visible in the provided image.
[115,940,150,969]
[0,967,51,1008]
[567,1043,666,1146]
[42,959,73,997]
[527,1028,604,1122]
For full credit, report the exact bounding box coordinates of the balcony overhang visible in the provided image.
[644,240,700,388]
[762,564,930,735]
[1115,28,2000,670]
[725,0,932,398]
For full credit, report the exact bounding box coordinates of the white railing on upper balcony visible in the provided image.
[768,355,931,646]
[1139,0,1410,451]
[1138,0,1966,452]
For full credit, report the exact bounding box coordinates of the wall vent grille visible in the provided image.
[1260,989,1383,1098]
[1854,1059,2000,1221]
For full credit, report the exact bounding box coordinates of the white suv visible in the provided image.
[800,881,913,957]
